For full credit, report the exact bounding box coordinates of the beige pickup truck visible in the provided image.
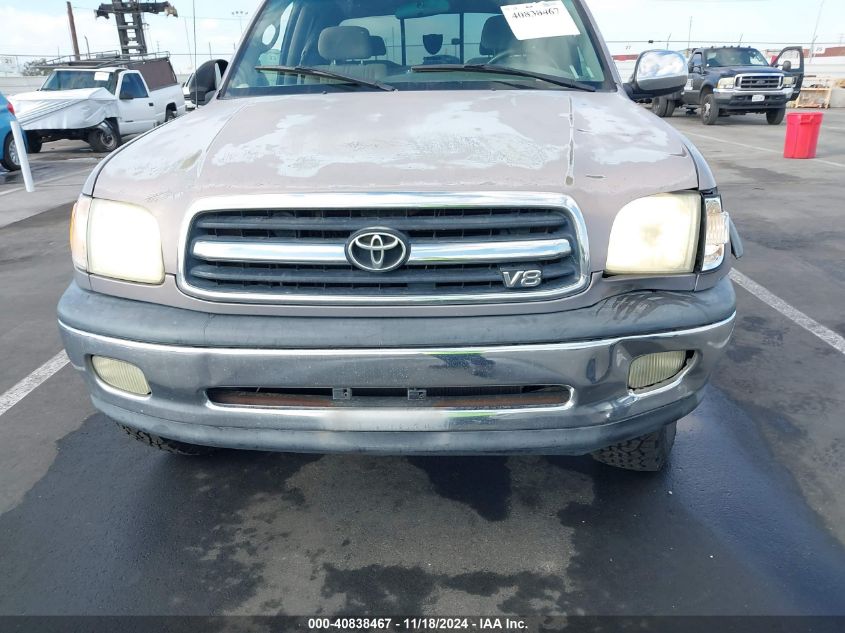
[59,0,741,471]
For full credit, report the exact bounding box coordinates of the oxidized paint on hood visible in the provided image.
[92,89,698,272]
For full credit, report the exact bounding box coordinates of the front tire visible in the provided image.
[701,94,720,125]
[26,132,43,153]
[1,132,21,171]
[591,422,677,472]
[766,108,786,125]
[651,97,668,117]
[87,123,120,153]
[117,423,217,456]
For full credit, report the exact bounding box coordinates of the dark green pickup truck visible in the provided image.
[652,45,804,125]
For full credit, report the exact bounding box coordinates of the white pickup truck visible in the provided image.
[11,56,185,153]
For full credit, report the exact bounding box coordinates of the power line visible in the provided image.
[72,5,247,20]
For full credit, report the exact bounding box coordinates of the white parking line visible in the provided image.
[0,169,91,197]
[683,131,845,169]
[730,270,845,355]
[0,351,69,418]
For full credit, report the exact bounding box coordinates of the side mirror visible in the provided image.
[692,64,703,74]
[625,50,688,101]
[200,90,217,106]
[119,88,134,100]
[782,60,792,72]
[188,60,221,106]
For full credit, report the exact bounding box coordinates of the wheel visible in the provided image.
[664,100,676,117]
[651,97,668,117]
[591,422,677,472]
[26,132,42,153]
[87,123,120,153]
[1,132,21,171]
[766,108,786,125]
[117,423,217,456]
[164,107,176,122]
[701,93,720,125]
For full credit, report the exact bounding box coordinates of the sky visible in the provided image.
[0,0,843,73]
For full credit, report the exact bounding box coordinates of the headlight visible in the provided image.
[605,192,700,275]
[70,196,165,284]
[783,76,796,87]
[717,77,735,89]
[70,196,91,271]
[702,195,730,271]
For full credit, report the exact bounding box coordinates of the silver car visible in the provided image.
[58,0,741,471]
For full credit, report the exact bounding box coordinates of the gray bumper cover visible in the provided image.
[58,280,736,455]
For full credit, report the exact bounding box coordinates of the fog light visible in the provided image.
[628,351,687,390]
[91,356,151,396]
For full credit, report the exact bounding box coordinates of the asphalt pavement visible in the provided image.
[0,112,844,619]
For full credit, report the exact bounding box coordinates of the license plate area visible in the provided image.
[752,94,765,103]
[207,385,573,409]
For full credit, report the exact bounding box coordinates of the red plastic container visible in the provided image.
[784,112,823,159]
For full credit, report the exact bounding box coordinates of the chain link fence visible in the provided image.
[2,40,843,95]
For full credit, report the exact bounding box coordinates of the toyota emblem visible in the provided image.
[345,228,410,273]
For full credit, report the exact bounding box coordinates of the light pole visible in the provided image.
[84,35,91,57]
[686,16,693,51]
[232,10,248,33]
[810,0,826,60]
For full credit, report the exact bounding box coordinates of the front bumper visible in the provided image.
[58,282,736,455]
[713,88,794,110]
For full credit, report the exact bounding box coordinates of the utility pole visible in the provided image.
[810,0,826,60]
[67,2,81,60]
[687,16,693,51]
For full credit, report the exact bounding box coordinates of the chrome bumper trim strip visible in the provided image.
[192,237,572,266]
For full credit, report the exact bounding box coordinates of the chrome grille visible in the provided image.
[736,74,782,90]
[180,193,588,305]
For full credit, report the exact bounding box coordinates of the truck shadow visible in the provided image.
[1,393,843,616]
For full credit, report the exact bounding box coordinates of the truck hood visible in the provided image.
[11,88,115,129]
[95,89,696,197]
[718,66,782,76]
[92,89,699,271]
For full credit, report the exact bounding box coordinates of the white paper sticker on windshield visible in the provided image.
[94,71,110,81]
[501,1,580,41]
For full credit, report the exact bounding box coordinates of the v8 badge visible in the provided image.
[501,269,543,289]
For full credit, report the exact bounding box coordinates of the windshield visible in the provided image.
[224,0,609,96]
[705,48,769,68]
[41,70,118,93]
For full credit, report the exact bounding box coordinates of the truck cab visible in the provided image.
[654,46,804,125]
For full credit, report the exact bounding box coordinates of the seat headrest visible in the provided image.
[369,35,387,57]
[318,26,372,61]
[423,33,443,55]
[479,15,515,56]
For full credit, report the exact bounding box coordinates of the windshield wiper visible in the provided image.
[410,64,596,92]
[255,65,396,92]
